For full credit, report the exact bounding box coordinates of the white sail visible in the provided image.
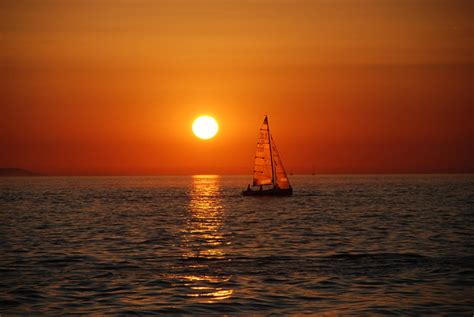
[252,116,291,189]
[253,117,273,186]
[271,135,290,189]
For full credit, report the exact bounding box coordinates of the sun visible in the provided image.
[192,115,219,140]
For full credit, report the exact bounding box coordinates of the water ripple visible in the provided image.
[0,175,472,314]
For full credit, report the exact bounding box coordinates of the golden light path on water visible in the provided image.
[177,175,233,303]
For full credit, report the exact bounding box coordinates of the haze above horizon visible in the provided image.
[1,0,472,175]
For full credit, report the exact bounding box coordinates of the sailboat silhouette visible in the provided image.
[242,116,293,196]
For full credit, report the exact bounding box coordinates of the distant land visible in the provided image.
[0,168,39,176]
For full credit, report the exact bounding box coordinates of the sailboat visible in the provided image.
[242,115,293,196]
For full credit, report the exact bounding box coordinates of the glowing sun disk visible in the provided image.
[192,116,219,140]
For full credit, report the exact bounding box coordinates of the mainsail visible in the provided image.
[252,116,290,189]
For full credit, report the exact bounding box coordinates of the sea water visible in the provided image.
[0,175,472,314]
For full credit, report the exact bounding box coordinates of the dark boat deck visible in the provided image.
[242,187,293,196]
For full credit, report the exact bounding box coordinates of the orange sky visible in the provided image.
[1,0,472,175]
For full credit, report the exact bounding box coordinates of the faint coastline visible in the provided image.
[0,168,40,177]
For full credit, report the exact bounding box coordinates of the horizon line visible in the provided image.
[2,172,473,177]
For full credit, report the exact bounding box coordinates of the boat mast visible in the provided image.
[266,115,276,186]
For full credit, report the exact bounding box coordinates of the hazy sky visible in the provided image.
[1,0,472,174]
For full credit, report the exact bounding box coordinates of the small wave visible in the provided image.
[0,298,22,307]
[38,255,97,267]
[327,252,427,260]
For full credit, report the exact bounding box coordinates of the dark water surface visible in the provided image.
[1,175,473,315]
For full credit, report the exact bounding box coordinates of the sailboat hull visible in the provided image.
[242,187,293,196]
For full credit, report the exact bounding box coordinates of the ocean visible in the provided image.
[0,175,472,315]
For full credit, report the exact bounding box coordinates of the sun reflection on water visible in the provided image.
[178,175,233,302]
